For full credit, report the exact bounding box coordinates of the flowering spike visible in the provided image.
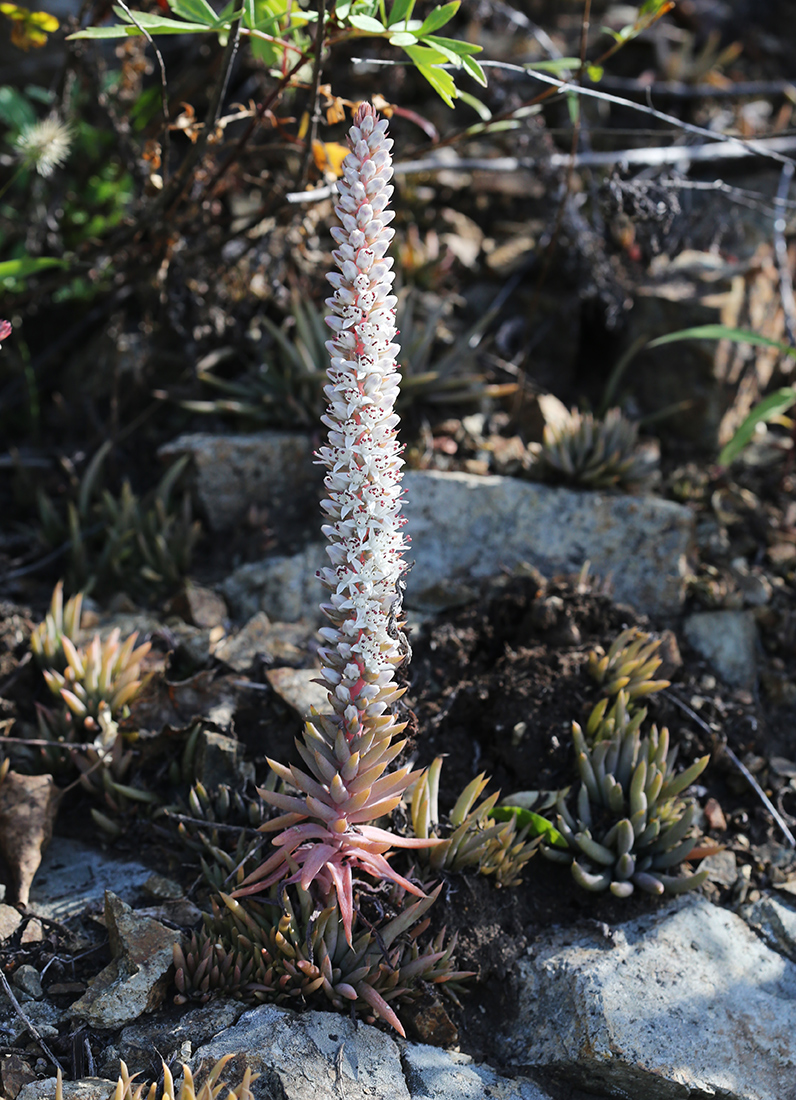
[238,105,439,941]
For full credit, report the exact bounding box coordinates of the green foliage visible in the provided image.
[68,0,485,107]
[183,290,493,426]
[588,627,670,700]
[29,580,83,672]
[37,446,200,600]
[409,756,542,886]
[623,325,796,467]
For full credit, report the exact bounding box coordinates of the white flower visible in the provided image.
[15,116,72,178]
[318,103,406,720]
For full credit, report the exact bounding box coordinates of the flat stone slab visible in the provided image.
[159,432,318,532]
[220,470,692,621]
[28,837,151,922]
[500,896,796,1100]
[402,470,691,616]
[192,1005,555,1100]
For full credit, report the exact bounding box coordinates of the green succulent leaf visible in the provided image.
[491,806,568,848]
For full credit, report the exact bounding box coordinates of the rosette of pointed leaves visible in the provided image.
[588,627,669,699]
[235,104,435,940]
[542,705,709,897]
[538,407,657,490]
[174,883,470,1036]
[30,581,83,672]
[43,628,150,728]
[410,757,541,886]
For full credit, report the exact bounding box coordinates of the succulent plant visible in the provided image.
[536,407,657,490]
[42,628,150,729]
[588,627,670,699]
[37,447,199,599]
[182,289,498,428]
[235,104,438,941]
[53,1055,254,1100]
[409,757,542,887]
[170,779,268,892]
[30,581,83,672]
[542,704,709,897]
[174,882,469,1035]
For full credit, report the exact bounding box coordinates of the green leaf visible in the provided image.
[0,256,68,279]
[718,388,796,466]
[419,34,461,65]
[387,0,414,26]
[69,14,211,36]
[646,324,796,361]
[167,0,218,24]
[416,62,457,107]
[334,0,352,18]
[403,40,449,65]
[348,12,385,30]
[416,0,458,36]
[0,85,36,132]
[457,88,490,118]
[490,806,568,848]
[587,63,603,81]
[462,53,486,86]
[388,29,415,44]
[421,32,480,54]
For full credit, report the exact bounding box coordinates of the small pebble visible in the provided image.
[12,966,43,1001]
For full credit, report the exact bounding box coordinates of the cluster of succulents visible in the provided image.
[409,757,542,887]
[541,698,709,896]
[52,1055,254,1100]
[171,779,268,892]
[536,406,658,490]
[588,627,670,699]
[37,447,199,599]
[173,883,469,1035]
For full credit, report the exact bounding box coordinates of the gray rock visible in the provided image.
[12,965,43,1001]
[401,1045,552,1100]
[0,903,22,941]
[266,668,331,720]
[222,471,692,621]
[191,1005,555,1100]
[501,896,796,1100]
[193,729,254,788]
[18,1080,115,1100]
[683,609,758,687]
[159,432,319,532]
[401,470,691,616]
[69,892,181,1029]
[701,849,738,886]
[0,995,61,1044]
[221,545,326,622]
[115,1001,248,1077]
[213,612,316,669]
[741,893,796,965]
[192,1005,410,1100]
[28,837,151,922]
